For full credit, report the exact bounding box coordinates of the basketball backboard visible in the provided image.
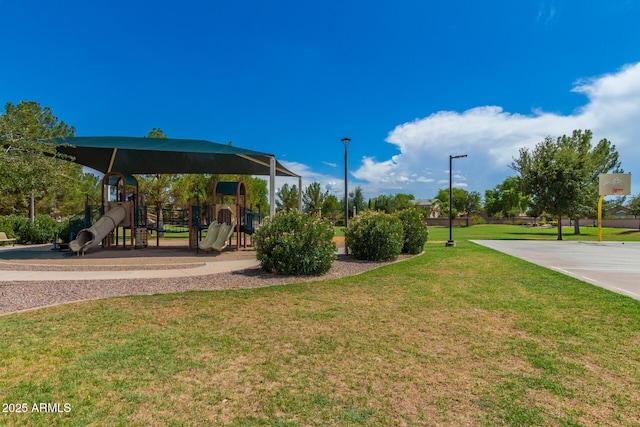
[598,173,631,196]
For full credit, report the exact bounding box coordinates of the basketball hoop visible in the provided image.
[598,173,632,242]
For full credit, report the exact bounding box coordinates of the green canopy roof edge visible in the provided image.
[52,136,300,178]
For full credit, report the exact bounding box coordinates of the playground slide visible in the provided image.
[198,222,221,250]
[69,204,127,254]
[209,222,235,252]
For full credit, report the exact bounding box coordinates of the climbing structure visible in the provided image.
[211,180,264,251]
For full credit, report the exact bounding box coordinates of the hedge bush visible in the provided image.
[470,215,487,225]
[345,211,404,261]
[393,209,428,254]
[253,210,336,276]
[0,214,60,244]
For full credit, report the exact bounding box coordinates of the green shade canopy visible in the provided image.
[54,136,299,177]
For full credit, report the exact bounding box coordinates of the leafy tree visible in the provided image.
[243,176,269,213]
[369,194,393,213]
[0,101,76,222]
[392,193,415,212]
[276,183,299,211]
[321,194,342,223]
[434,187,470,219]
[368,193,416,214]
[511,130,620,240]
[170,174,212,207]
[302,182,326,215]
[629,194,640,230]
[463,191,482,226]
[348,186,366,216]
[52,171,101,217]
[146,128,167,138]
[137,129,175,207]
[484,177,530,218]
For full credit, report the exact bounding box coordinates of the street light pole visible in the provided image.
[446,154,467,247]
[341,137,351,229]
[342,137,351,255]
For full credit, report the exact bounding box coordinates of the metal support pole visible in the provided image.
[597,194,604,242]
[269,156,276,217]
[342,138,350,229]
[342,137,351,256]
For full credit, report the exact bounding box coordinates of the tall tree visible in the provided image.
[629,194,640,231]
[276,183,299,211]
[137,128,175,206]
[348,186,366,216]
[368,193,416,213]
[393,193,416,212]
[302,182,326,215]
[0,101,76,222]
[567,131,621,234]
[511,130,620,240]
[463,191,482,226]
[484,177,530,218]
[369,194,393,213]
[321,194,342,223]
[434,187,470,219]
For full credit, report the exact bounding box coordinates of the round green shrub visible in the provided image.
[253,210,336,276]
[393,209,428,254]
[345,211,403,261]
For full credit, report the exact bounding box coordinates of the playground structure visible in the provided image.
[69,172,146,255]
[193,180,264,252]
[69,177,264,255]
[198,204,236,252]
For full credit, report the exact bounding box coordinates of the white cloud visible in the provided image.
[349,62,640,199]
[278,160,345,195]
[322,161,337,167]
[276,63,640,202]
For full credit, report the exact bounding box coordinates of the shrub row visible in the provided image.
[345,209,428,261]
[0,215,60,244]
[251,208,429,276]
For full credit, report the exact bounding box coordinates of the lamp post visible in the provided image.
[446,154,467,247]
[341,137,351,255]
[341,137,351,229]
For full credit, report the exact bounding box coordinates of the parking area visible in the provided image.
[472,240,640,301]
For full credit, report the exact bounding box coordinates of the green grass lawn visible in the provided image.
[1,225,639,426]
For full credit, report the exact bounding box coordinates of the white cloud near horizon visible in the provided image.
[350,62,640,199]
[271,63,640,201]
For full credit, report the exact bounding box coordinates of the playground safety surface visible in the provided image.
[0,237,348,281]
[0,240,261,281]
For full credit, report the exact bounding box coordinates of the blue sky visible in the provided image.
[2,0,640,201]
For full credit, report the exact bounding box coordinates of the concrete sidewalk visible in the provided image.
[472,240,640,301]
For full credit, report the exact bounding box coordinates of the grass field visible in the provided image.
[1,225,639,426]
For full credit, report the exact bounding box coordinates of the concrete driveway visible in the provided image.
[472,240,640,301]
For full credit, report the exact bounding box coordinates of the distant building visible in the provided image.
[411,199,440,218]
[605,205,633,218]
